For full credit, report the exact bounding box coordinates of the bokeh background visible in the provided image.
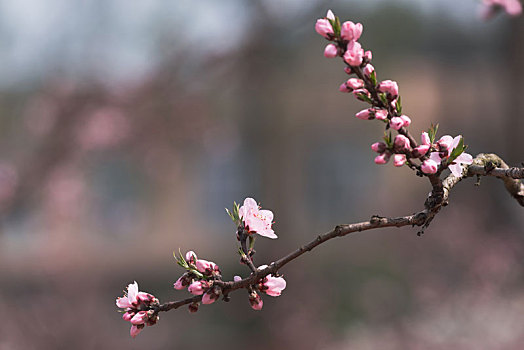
[0,0,523,349]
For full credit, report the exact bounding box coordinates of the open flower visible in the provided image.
[116,281,159,338]
[447,136,473,177]
[257,265,287,297]
[238,198,277,239]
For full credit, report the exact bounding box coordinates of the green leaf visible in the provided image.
[358,93,373,104]
[333,16,341,37]
[248,235,256,251]
[383,132,393,148]
[428,123,439,144]
[379,93,388,106]
[396,96,402,114]
[370,70,377,87]
[447,137,466,165]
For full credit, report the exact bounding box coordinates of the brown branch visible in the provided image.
[152,153,523,314]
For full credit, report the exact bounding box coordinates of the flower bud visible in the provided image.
[346,78,364,90]
[378,80,399,97]
[371,142,387,153]
[344,66,353,75]
[324,44,338,58]
[340,21,363,41]
[188,281,206,296]
[421,132,431,146]
[412,145,430,157]
[173,276,188,290]
[393,154,407,167]
[315,19,334,38]
[421,159,439,174]
[364,50,372,61]
[375,109,388,120]
[202,288,220,305]
[374,152,390,164]
[188,302,199,313]
[437,135,453,153]
[355,109,372,120]
[326,9,335,20]
[400,115,411,127]
[185,251,197,264]
[389,117,404,131]
[394,135,411,151]
[352,89,370,101]
[343,41,364,66]
[249,291,263,311]
[339,83,350,93]
[130,325,144,338]
[122,311,134,322]
[130,311,148,325]
[363,64,375,77]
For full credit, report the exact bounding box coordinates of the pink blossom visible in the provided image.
[394,135,411,151]
[344,67,353,75]
[400,115,411,127]
[324,44,338,58]
[364,50,372,61]
[130,325,143,338]
[363,64,375,77]
[378,80,399,97]
[202,289,219,305]
[130,311,148,325]
[173,276,188,290]
[436,135,454,153]
[261,275,287,297]
[343,41,364,66]
[340,21,363,41]
[326,10,335,20]
[238,198,277,239]
[421,158,440,174]
[355,109,372,120]
[116,281,159,338]
[116,281,139,308]
[375,109,388,120]
[185,251,197,264]
[249,292,263,311]
[421,132,431,146]
[389,117,404,131]
[315,19,334,38]
[195,259,219,275]
[393,154,407,167]
[413,144,430,157]
[188,281,206,295]
[346,78,364,90]
[446,136,474,177]
[371,142,386,153]
[374,153,391,165]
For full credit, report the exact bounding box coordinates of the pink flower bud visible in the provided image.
[324,44,338,58]
[234,275,242,282]
[394,135,411,151]
[195,259,212,273]
[346,78,364,90]
[363,64,375,77]
[371,142,387,153]
[340,21,363,41]
[339,83,350,93]
[137,292,154,303]
[393,154,407,167]
[436,135,453,152]
[352,89,370,101]
[122,312,134,322]
[261,275,287,297]
[421,132,431,145]
[188,281,205,296]
[188,302,199,313]
[315,19,334,38]
[344,66,353,75]
[326,9,335,20]
[130,311,148,325]
[173,276,187,290]
[389,117,404,131]
[421,159,439,174]
[378,80,399,97]
[413,145,430,157]
[185,251,197,264]
[355,109,372,120]
[249,292,263,311]
[400,115,411,127]
[364,50,372,61]
[374,153,390,164]
[202,289,219,305]
[130,325,143,338]
[375,109,388,120]
[343,41,364,66]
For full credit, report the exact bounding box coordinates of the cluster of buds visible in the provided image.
[115,282,160,338]
[317,10,473,177]
[173,251,222,306]
[480,0,522,19]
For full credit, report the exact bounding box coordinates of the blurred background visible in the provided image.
[0,0,523,349]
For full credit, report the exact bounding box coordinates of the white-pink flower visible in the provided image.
[446,136,473,177]
[340,21,363,42]
[238,198,277,239]
[116,281,159,338]
[261,275,287,297]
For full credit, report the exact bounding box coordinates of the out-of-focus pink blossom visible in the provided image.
[340,21,363,41]
[375,109,388,120]
[481,0,522,18]
[0,162,18,206]
[346,78,364,90]
[324,44,338,58]
[249,291,263,310]
[394,135,411,151]
[77,107,130,151]
[393,154,407,167]
[421,158,440,174]
[238,198,277,239]
[389,117,404,130]
[343,41,364,66]
[364,50,372,61]
[400,115,411,127]
[339,83,351,93]
[363,64,375,77]
[374,153,391,165]
[378,80,399,97]
[315,18,334,38]
[371,142,387,153]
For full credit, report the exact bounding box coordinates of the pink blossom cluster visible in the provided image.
[174,251,222,305]
[115,281,160,338]
[481,0,522,19]
[420,134,473,176]
[238,197,276,239]
[233,265,287,311]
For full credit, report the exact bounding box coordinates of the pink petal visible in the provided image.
[449,163,462,177]
[130,325,143,338]
[127,281,139,303]
[116,297,133,309]
[456,152,473,165]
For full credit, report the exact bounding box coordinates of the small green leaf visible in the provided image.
[248,235,256,251]
[447,137,466,164]
[370,70,377,87]
[383,132,393,148]
[379,93,388,106]
[358,93,373,104]
[428,123,439,144]
[396,96,403,114]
